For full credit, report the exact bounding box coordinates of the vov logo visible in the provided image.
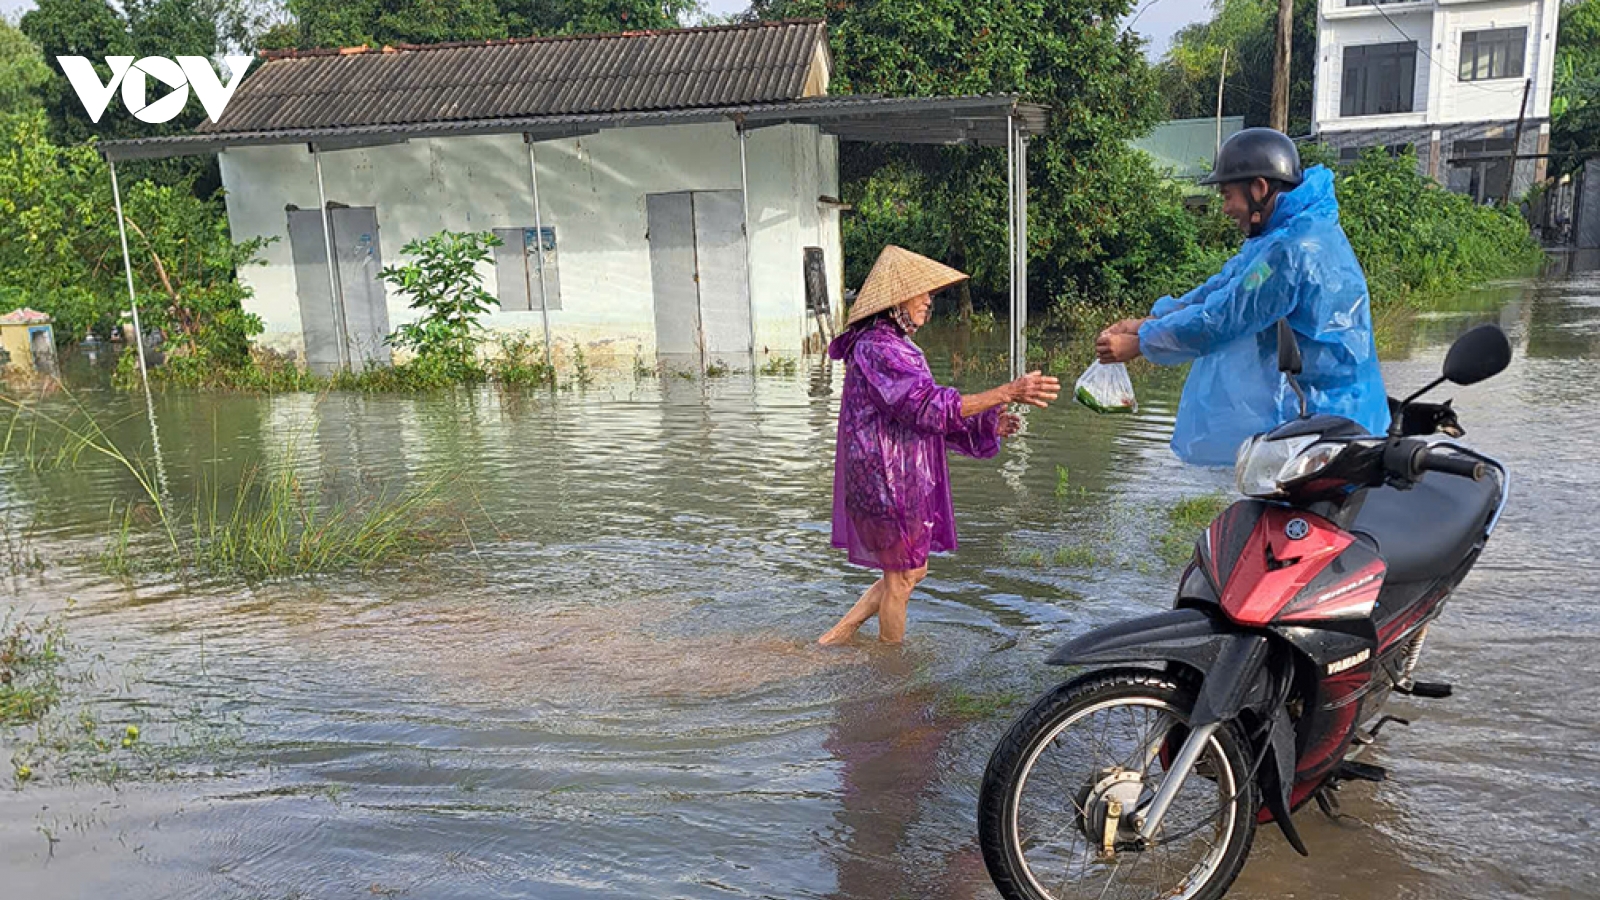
[56,56,253,124]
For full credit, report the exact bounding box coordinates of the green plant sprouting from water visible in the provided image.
[489,332,555,388]
[759,356,799,376]
[572,345,594,388]
[1157,493,1231,566]
[1,610,67,726]
[1,390,179,552]
[2,387,470,581]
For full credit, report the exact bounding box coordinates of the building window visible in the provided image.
[1338,143,1412,163]
[1450,137,1516,204]
[492,226,562,312]
[1341,42,1418,117]
[1459,28,1526,82]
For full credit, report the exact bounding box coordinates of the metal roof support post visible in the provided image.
[108,157,170,498]
[737,120,758,358]
[109,158,149,389]
[312,145,349,371]
[524,135,554,373]
[1006,115,1018,380]
[1017,130,1028,377]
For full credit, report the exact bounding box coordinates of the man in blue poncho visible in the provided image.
[1096,128,1390,466]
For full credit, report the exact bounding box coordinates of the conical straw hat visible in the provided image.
[845,246,969,326]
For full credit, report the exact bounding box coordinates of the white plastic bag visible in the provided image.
[1075,361,1137,415]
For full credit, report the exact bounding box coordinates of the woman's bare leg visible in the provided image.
[876,566,927,645]
[818,578,885,645]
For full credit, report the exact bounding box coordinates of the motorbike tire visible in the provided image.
[977,669,1258,900]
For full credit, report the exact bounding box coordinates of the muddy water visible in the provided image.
[2,274,1597,900]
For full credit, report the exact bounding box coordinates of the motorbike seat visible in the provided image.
[1352,471,1500,584]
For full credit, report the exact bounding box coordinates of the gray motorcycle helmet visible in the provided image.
[1199,127,1304,188]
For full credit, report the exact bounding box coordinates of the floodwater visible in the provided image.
[2,273,1597,900]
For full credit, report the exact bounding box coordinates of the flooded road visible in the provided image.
[2,273,1597,899]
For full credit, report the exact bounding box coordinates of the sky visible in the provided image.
[3,0,1209,60]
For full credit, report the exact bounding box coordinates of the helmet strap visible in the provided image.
[1245,181,1275,238]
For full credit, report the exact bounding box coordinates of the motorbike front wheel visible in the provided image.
[978,669,1257,900]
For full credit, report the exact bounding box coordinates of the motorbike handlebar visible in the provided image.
[1381,438,1486,482]
[1419,449,1486,481]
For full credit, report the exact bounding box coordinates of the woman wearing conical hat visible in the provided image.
[818,247,1059,645]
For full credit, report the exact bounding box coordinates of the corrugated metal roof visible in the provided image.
[102,95,1050,160]
[199,20,830,135]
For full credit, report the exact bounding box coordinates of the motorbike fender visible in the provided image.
[1047,609,1270,727]
[1260,704,1310,856]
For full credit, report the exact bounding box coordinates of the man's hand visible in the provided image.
[1095,332,1142,364]
[998,412,1022,438]
[1104,317,1149,336]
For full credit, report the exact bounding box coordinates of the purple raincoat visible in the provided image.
[829,318,1003,571]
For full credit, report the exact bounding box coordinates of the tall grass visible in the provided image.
[178,464,454,580]
[3,387,467,582]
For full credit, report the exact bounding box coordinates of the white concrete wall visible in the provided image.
[218,121,841,365]
[1314,0,1556,134]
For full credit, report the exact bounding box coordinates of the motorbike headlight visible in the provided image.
[1235,435,1317,498]
[1276,441,1348,487]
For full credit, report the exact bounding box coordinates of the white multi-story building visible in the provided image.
[1312,0,1562,202]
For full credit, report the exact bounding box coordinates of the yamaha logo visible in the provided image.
[1285,518,1310,540]
[1327,649,1370,675]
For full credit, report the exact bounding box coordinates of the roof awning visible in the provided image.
[98,94,1050,161]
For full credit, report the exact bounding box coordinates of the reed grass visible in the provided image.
[3,387,467,582]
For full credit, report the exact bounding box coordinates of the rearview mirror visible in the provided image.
[1443,324,1512,386]
[1276,320,1303,375]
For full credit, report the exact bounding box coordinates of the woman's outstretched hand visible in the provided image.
[998,412,1022,438]
[1008,371,1060,409]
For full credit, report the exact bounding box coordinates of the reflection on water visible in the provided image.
[2,273,1599,899]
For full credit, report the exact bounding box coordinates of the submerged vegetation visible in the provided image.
[2,389,475,582]
[1,610,66,726]
[1157,493,1232,566]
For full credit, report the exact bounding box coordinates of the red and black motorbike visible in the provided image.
[977,322,1514,900]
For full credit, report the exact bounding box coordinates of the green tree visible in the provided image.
[1552,0,1600,174]
[0,109,267,356]
[20,0,262,193]
[269,0,699,50]
[1156,0,1317,133]
[754,0,1226,314]
[0,23,53,115]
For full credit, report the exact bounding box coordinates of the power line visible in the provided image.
[1127,0,1173,32]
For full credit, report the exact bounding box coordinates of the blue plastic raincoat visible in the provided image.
[1138,166,1390,466]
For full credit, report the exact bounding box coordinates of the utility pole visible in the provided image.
[1270,0,1293,131]
[1216,48,1230,155]
[1502,78,1534,207]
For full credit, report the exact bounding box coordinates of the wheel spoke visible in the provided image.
[1008,694,1241,900]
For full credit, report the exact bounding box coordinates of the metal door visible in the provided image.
[287,206,390,373]
[287,208,342,373]
[330,207,391,367]
[646,190,751,370]
[647,192,703,364]
[691,190,751,363]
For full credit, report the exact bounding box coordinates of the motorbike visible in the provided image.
[977,321,1514,900]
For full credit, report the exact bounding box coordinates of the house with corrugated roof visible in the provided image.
[102,20,1046,374]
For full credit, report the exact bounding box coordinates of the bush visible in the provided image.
[0,110,268,355]
[381,230,501,381]
[1332,148,1544,306]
